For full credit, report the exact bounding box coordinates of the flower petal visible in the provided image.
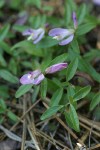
[31,70,41,78]
[15,12,28,25]
[59,34,74,46]
[45,63,68,74]
[20,70,41,85]
[20,73,34,84]
[33,74,45,85]
[33,29,45,44]
[22,29,34,36]
[49,28,72,37]
[93,0,100,5]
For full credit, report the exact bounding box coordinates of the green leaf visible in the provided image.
[49,53,68,66]
[77,4,87,25]
[50,88,63,107]
[41,54,52,72]
[64,2,72,26]
[13,25,28,32]
[7,111,18,122]
[47,78,60,92]
[67,84,75,99]
[0,116,4,124]
[67,0,76,10]
[0,86,9,99]
[32,86,40,103]
[36,37,58,48]
[76,22,96,36]
[78,57,100,83]
[52,78,62,88]
[11,40,43,57]
[25,0,41,9]
[70,38,80,54]
[70,104,80,132]
[84,49,100,62]
[66,58,78,82]
[15,84,33,98]
[0,99,6,110]
[0,69,18,83]
[41,105,63,120]
[73,86,91,101]
[90,93,100,111]
[64,111,74,129]
[0,41,11,54]
[0,0,5,8]
[40,78,47,99]
[0,54,7,67]
[9,58,17,75]
[0,24,10,41]
[93,107,100,121]
[33,0,41,9]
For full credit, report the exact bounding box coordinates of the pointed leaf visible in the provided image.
[41,105,63,120]
[70,104,80,132]
[0,69,18,83]
[66,58,78,82]
[7,111,18,122]
[73,86,91,101]
[78,57,100,83]
[15,84,33,98]
[77,4,87,25]
[36,36,58,48]
[49,53,68,66]
[0,24,10,41]
[50,88,63,107]
[11,40,43,57]
[90,92,100,111]
[76,22,96,36]
[64,111,74,129]
[40,78,47,99]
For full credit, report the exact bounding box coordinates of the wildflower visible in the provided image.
[20,70,45,85]
[92,0,100,5]
[45,63,68,74]
[20,63,68,85]
[49,12,77,46]
[72,12,78,29]
[22,28,45,44]
[15,11,28,25]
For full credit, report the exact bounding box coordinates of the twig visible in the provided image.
[78,114,100,131]
[21,95,27,150]
[68,133,74,150]
[48,123,59,150]
[88,117,96,149]
[1,99,41,140]
[28,126,41,150]
[0,125,35,149]
[75,131,89,150]
[80,122,100,137]
[55,116,85,146]
[87,144,100,150]
[36,129,70,149]
[43,102,85,146]
[29,122,43,150]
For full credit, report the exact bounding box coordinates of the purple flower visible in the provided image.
[72,12,78,29]
[45,63,68,74]
[15,11,28,25]
[92,0,100,5]
[22,28,45,44]
[20,70,44,85]
[48,12,78,46]
[49,28,74,45]
[20,63,68,85]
